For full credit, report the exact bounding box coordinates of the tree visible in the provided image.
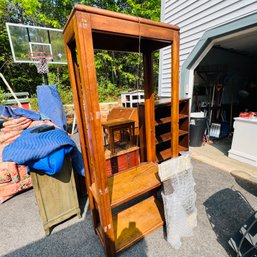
[0,0,161,103]
[82,0,161,101]
[0,0,74,99]
[0,0,42,95]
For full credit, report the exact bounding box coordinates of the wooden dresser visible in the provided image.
[30,156,81,235]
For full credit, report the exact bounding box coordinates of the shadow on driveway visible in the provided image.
[204,188,255,256]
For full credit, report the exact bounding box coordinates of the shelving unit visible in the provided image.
[64,5,180,256]
[121,90,145,107]
[140,98,190,163]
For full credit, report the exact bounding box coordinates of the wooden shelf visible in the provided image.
[139,98,190,163]
[156,131,171,143]
[179,114,188,119]
[90,162,161,208]
[156,148,171,162]
[96,196,164,253]
[155,130,188,144]
[155,114,187,126]
[156,145,188,162]
[179,130,188,137]
[178,145,188,152]
[155,116,171,125]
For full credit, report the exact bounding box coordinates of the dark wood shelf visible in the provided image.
[155,114,189,125]
[155,116,171,125]
[179,130,188,136]
[155,129,188,144]
[179,114,188,119]
[155,98,189,163]
[90,162,161,208]
[157,145,188,162]
[139,98,190,163]
[155,99,190,162]
[155,131,171,143]
[178,145,189,152]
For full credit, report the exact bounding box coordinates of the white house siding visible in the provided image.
[159,0,257,97]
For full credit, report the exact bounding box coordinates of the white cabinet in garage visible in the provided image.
[229,117,257,166]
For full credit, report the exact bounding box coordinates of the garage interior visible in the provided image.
[191,28,257,156]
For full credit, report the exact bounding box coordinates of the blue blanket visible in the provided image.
[0,105,41,120]
[37,85,67,130]
[2,126,85,176]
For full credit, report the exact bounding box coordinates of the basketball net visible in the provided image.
[29,52,53,74]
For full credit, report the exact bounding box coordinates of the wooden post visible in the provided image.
[163,32,180,195]
[73,12,115,256]
[64,39,99,229]
[171,32,180,158]
[143,51,156,163]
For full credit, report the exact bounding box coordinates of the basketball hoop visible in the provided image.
[29,52,53,74]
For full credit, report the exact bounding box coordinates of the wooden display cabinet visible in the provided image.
[64,5,180,256]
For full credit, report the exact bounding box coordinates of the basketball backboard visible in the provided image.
[6,23,67,64]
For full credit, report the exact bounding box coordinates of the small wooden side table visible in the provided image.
[102,118,135,154]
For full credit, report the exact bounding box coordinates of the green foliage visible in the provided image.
[0,0,161,104]
[57,84,74,105]
[29,94,39,111]
[98,82,117,102]
[87,0,161,100]
[0,88,6,104]
[122,0,161,21]
[13,0,41,16]
[95,50,143,101]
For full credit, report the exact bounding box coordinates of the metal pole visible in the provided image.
[0,73,22,107]
[43,73,49,85]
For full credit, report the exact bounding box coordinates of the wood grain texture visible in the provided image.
[105,147,140,176]
[143,51,156,162]
[95,196,164,253]
[64,5,179,32]
[91,162,160,208]
[74,12,115,255]
[64,33,99,229]
[171,33,180,158]
[30,157,80,235]
[113,196,164,253]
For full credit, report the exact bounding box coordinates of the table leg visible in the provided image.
[109,128,115,154]
[103,127,107,146]
[129,124,134,147]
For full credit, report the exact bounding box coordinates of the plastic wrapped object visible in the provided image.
[159,152,197,249]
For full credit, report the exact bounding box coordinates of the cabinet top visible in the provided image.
[234,117,257,124]
[139,97,190,107]
[64,5,180,53]
[66,5,179,31]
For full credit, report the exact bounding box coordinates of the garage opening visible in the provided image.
[190,27,257,164]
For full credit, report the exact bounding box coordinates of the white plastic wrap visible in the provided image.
[159,152,197,249]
